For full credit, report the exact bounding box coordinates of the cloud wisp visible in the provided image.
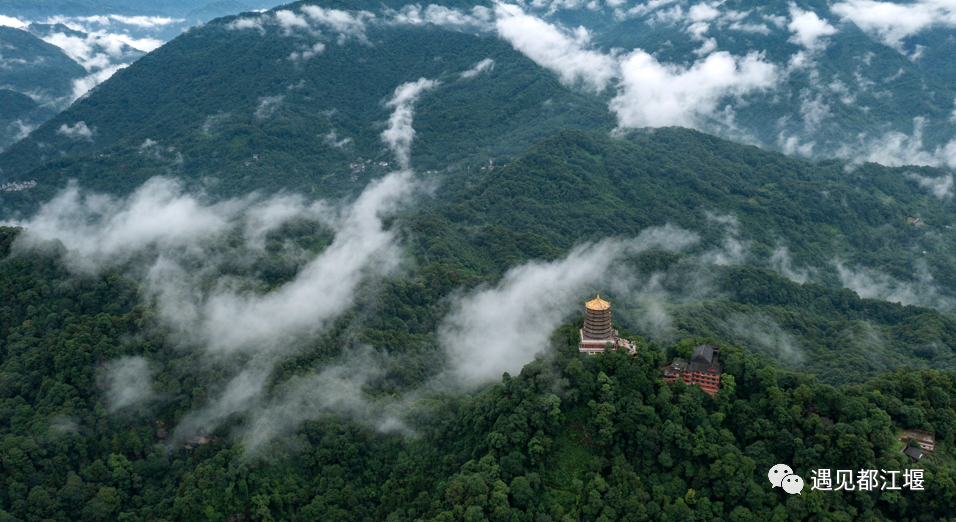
[101,356,156,412]
[5,169,425,449]
[381,78,439,170]
[438,224,699,386]
[836,259,956,313]
[492,3,780,131]
[831,0,956,52]
[461,58,495,79]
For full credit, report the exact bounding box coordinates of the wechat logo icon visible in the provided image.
[769,464,805,495]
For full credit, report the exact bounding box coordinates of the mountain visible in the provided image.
[0,26,85,97]
[0,26,86,150]
[0,6,612,206]
[4,1,956,520]
[495,0,956,169]
[182,0,255,24]
[0,0,272,17]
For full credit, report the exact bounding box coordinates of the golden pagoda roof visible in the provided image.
[585,295,611,311]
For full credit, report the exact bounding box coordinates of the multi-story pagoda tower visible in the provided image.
[583,295,613,339]
[578,294,635,355]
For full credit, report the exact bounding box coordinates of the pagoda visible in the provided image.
[578,295,635,355]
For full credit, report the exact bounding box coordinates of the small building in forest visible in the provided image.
[662,344,723,396]
[902,445,923,462]
[578,295,635,355]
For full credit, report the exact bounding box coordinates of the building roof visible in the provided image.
[692,344,716,364]
[662,358,688,375]
[585,295,611,311]
[689,359,723,375]
[903,445,923,461]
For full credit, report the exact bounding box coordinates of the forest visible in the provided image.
[3,161,956,521]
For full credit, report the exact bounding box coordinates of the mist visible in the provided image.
[438,224,699,386]
[381,78,439,170]
[101,356,155,412]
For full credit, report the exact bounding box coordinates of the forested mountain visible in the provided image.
[3,204,956,520]
[3,0,956,520]
[0,26,86,150]
[0,0,271,17]
[0,10,612,206]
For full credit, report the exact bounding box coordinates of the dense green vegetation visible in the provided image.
[433,128,956,296]
[4,2,956,518]
[0,27,83,151]
[0,10,611,210]
[4,162,956,520]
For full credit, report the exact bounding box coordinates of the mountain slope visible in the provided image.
[438,128,956,291]
[0,6,612,207]
[0,26,87,151]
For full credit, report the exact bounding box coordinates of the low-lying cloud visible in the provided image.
[438,224,699,386]
[831,0,956,51]
[906,171,954,200]
[461,58,495,79]
[495,4,618,93]
[787,5,837,52]
[56,121,93,140]
[6,169,425,449]
[102,356,155,412]
[836,259,956,313]
[381,78,439,169]
[836,117,956,170]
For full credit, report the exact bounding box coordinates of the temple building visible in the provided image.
[578,295,635,355]
[662,344,723,396]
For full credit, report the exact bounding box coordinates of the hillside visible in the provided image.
[436,128,956,295]
[2,222,956,521]
[3,0,956,520]
[0,7,612,209]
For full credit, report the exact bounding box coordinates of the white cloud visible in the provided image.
[494,3,618,92]
[626,0,680,18]
[689,3,721,22]
[729,21,771,34]
[700,210,748,265]
[71,64,128,102]
[390,4,492,31]
[763,13,788,29]
[274,10,310,35]
[770,246,810,283]
[289,42,325,61]
[906,171,954,200]
[837,116,956,170]
[56,121,93,140]
[9,120,36,142]
[323,130,352,148]
[5,177,231,268]
[199,172,420,354]
[102,357,155,412]
[438,224,699,386]
[461,58,495,78]
[610,49,779,128]
[836,260,955,313]
[788,4,837,51]
[0,15,28,28]
[799,89,831,131]
[226,17,265,34]
[301,6,374,43]
[831,0,956,50]
[108,15,182,28]
[721,313,805,364]
[381,78,439,169]
[255,95,283,118]
[778,131,815,156]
